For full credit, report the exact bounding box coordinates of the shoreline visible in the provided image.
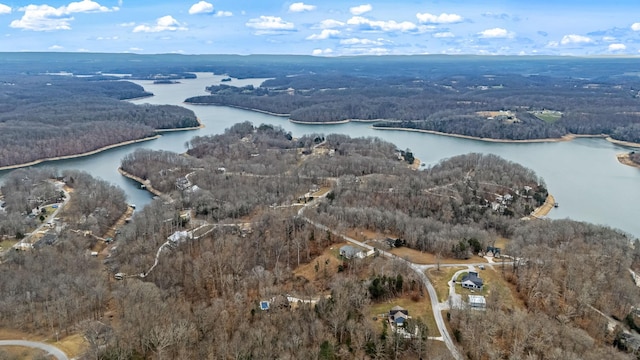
[524,194,556,220]
[290,119,350,125]
[0,135,161,172]
[606,137,640,148]
[155,117,205,133]
[117,168,164,197]
[617,153,640,169]
[186,102,290,117]
[372,126,574,143]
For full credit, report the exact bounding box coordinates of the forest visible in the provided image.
[1,52,640,359]
[0,74,199,168]
[186,73,640,142]
[0,125,638,359]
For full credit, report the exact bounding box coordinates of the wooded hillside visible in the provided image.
[0,75,199,168]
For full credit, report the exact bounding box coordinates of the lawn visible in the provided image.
[426,267,465,303]
[390,247,487,265]
[531,111,562,123]
[368,295,440,337]
[0,239,17,250]
[453,266,525,311]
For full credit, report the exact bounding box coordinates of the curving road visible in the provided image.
[0,340,69,360]
[297,193,463,360]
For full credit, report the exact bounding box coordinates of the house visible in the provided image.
[167,231,191,245]
[468,295,487,310]
[486,246,501,257]
[339,245,365,259]
[175,177,191,191]
[389,306,410,327]
[461,271,484,290]
[259,301,270,311]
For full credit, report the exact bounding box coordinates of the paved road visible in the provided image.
[297,195,463,360]
[0,340,69,360]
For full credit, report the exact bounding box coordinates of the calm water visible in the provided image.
[1,73,639,238]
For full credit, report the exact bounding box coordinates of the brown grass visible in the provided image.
[0,346,48,359]
[293,242,346,285]
[54,333,86,359]
[390,247,487,265]
[426,267,465,303]
[368,294,440,337]
[493,236,509,250]
[0,328,85,359]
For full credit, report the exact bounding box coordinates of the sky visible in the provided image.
[1,0,640,56]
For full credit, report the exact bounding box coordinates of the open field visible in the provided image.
[531,110,562,123]
[390,247,487,265]
[427,267,465,303]
[368,294,440,338]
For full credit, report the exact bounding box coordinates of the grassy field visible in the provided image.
[0,239,17,250]
[390,247,487,265]
[426,267,465,303]
[531,111,562,123]
[368,295,440,337]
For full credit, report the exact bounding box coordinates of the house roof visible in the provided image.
[340,245,361,258]
[462,272,484,287]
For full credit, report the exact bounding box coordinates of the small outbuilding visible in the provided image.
[468,295,487,310]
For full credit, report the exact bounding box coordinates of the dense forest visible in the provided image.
[0,75,199,168]
[186,73,640,142]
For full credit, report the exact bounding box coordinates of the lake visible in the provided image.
[1,73,639,238]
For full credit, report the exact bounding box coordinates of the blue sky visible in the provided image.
[1,0,640,55]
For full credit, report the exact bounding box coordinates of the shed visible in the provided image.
[468,295,487,309]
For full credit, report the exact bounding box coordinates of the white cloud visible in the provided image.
[10,1,116,31]
[312,48,333,55]
[246,16,295,35]
[66,0,110,13]
[306,29,340,40]
[289,2,316,13]
[188,1,213,15]
[129,47,143,52]
[340,38,384,46]
[602,36,616,42]
[632,23,640,31]
[433,31,454,38]
[120,21,135,27]
[608,43,626,51]
[416,12,462,24]
[215,11,232,17]
[478,27,512,38]
[560,34,592,45]
[347,16,422,33]
[48,44,63,50]
[350,4,372,16]
[0,3,11,14]
[317,19,344,29]
[133,15,187,33]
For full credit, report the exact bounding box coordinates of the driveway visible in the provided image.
[0,340,68,360]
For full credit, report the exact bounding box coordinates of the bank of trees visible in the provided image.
[186,73,640,142]
[450,220,639,360]
[0,75,199,168]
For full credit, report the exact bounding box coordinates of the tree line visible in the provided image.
[0,75,199,168]
[186,72,640,142]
